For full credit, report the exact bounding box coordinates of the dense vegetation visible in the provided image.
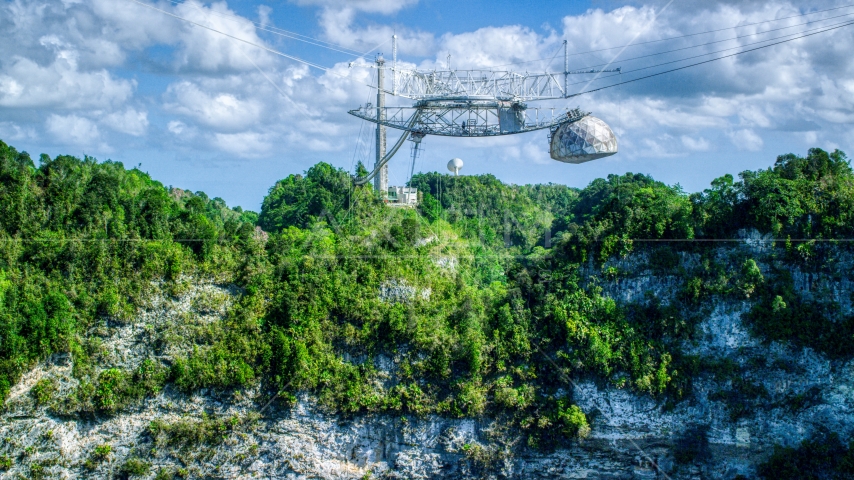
[757,430,854,480]
[2,138,854,453]
[0,141,257,403]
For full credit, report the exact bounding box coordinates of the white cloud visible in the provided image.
[212,131,273,157]
[681,135,711,151]
[45,114,105,149]
[738,105,771,128]
[165,81,264,131]
[171,1,276,73]
[0,122,37,142]
[428,25,552,70]
[317,7,435,56]
[1,0,854,200]
[283,131,339,152]
[728,128,764,151]
[801,131,819,144]
[258,5,272,27]
[168,121,187,135]
[637,134,692,158]
[0,56,133,109]
[563,5,663,59]
[292,0,418,14]
[89,0,276,73]
[167,120,200,141]
[88,0,180,49]
[103,108,149,136]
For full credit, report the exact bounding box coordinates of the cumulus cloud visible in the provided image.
[1,0,854,202]
[638,133,696,158]
[291,0,418,15]
[46,114,105,149]
[212,131,274,157]
[0,56,133,109]
[0,122,37,142]
[728,128,764,151]
[102,108,149,136]
[168,120,188,136]
[165,81,264,132]
[170,0,277,73]
[88,0,181,50]
[427,25,553,70]
[681,135,711,151]
[317,8,435,56]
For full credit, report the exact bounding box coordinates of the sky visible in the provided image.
[2,0,853,209]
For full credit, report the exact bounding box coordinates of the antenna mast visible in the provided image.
[392,34,397,96]
[564,39,568,98]
[374,53,388,195]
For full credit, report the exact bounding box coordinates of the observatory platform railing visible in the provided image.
[349,104,588,137]
[382,68,618,101]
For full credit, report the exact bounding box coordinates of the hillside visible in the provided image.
[1,139,853,479]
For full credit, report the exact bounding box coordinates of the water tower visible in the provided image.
[447,158,463,176]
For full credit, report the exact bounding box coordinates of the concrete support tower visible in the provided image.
[563,40,568,96]
[374,55,388,195]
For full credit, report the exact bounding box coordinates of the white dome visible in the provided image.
[447,158,463,173]
[550,116,618,164]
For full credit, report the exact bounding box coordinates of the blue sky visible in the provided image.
[2,0,852,209]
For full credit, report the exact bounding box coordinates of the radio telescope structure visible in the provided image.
[123,0,854,194]
[349,37,620,191]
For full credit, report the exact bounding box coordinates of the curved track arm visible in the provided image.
[353,112,421,186]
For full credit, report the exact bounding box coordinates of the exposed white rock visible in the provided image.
[4,250,854,479]
[415,236,437,247]
[379,279,431,304]
[433,256,458,272]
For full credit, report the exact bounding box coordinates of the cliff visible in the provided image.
[3,240,853,479]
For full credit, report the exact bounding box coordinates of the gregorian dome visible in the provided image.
[550,116,618,164]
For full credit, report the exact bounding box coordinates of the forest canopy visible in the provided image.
[1,138,852,448]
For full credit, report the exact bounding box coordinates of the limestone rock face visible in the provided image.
[3,246,854,479]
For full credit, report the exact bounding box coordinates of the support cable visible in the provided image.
[180,0,317,123]
[566,11,854,72]
[565,19,854,99]
[353,113,421,185]
[163,0,374,59]
[487,3,854,68]
[557,17,854,93]
[125,0,350,78]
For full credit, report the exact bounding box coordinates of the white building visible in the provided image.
[387,186,418,206]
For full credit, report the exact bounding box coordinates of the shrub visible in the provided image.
[556,402,590,439]
[29,462,46,480]
[30,378,58,405]
[0,142,257,404]
[92,443,112,461]
[154,468,174,480]
[738,259,764,298]
[120,457,150,477]
[746,270,854,360]
[94,368,128,410]
[148,414,249,448]
[757,430,854,480]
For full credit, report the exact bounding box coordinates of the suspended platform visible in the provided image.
[349,40,620,187]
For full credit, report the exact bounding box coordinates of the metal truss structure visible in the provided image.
[349,101,588,137]
[387,67,617,101]
[391,69,567,101]
[350,38,618,188]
